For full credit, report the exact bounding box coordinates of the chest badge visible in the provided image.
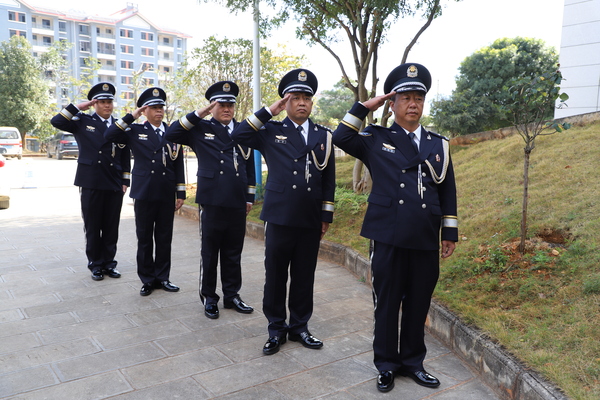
[382,143,395,153]
[138,134,148,140]
[275,135,287,144]
[86,125,96,132]
[204,133,215,140]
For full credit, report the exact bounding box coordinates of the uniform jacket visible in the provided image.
[50,104,131,191]
[232,107,335,229]
[104,114,185,203]
[333,102,458,250]
[165,113,255,208]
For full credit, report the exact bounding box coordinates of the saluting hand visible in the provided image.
[76,100,95,111]
[197,101,218,119]
[269,93,291,116]
[362,92,395,112]
[132,105,147,120]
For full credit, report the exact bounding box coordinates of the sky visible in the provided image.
[28,0,565,104]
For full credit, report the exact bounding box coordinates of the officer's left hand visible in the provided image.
[321,222,330,240]
[175,198,184,211]
[122,185,128,194]
[441,240,456,258]
[246,202,253,215]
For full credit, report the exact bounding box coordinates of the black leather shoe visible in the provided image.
[91,270,104,281]
[400,370,440,388]
[377,371,395,392]
[105,268,121,278]
[160,281,180,292]
[263,335,286,355]
[204,303,219,319]
[224,296,254,314]
[140,283,153,296]
[288,331,323,349]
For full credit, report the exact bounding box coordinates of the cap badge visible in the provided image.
[298,71,307,82]
[102,84,109,91]
[152,89,159,97]
[407,65,418,78]
[223,83,231,92]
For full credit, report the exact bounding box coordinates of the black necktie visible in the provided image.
[156,128,162,137]
[408,132,419,153]
[226,126,231,136]
[105,119,111,129]
[297,125,306,144]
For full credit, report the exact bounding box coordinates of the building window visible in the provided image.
[162,66,171,73]
[177,39,182,49]
[97,42,115,55]
[123,92,135,100]
[162,37,171,45]
[79,24,90,35]
[42,19,51,29]
[141,47,154,57]
[121,76,132,84]
[141,63,154,71]
[9,11,26,23]
[9,30,26,38]
[59,21,67,32]
[121,45,133,54]
[144,78,155,86]
[80,41,91,52]
[106,28,112,35]
[141,31,154,41]
[121,60,134,69]
[80,57,90,67]
[106,60,114,67]
[120,29,133,38]
[162,52,171,60]
[42,36,52,46]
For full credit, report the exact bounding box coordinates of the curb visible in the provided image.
[176,204,568,400]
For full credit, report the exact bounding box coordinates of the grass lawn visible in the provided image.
[185,121,600,399]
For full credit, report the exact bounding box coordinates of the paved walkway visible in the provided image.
[0,186,500,399]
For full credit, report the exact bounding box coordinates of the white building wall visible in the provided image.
[556,0,600,118]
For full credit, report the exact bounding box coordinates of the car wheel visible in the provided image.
[47,150,52,158]
[56,149,63,160]
[0,195,9,209]
[17,154,21,160]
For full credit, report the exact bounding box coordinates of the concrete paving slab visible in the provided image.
[0,185,504,400]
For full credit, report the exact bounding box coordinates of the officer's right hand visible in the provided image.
[269,93,291,116]
[76,100,95,111]
[197,101,217,119]
[362,92,395,111]
[132,106,147,119]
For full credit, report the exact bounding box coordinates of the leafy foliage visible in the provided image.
[312,79,355,130]
[188,36,305,119]
[431,37,558,135]
[0,36,49,139]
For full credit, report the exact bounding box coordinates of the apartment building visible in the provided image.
[0,0,189,108]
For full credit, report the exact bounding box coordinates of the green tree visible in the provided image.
[312,79,355,130]
[0,36,49,141]
[505,67,570,253]
[431,37,559,135]
[206,0,461,193]
[188,36,305,120]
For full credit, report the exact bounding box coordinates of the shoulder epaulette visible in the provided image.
[315,123,332,133]
[428,131,450,141]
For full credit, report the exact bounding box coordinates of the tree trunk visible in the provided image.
[352,158,372,194]
[519,149,531,253]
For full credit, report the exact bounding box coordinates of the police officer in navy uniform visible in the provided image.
[165,81,255,319]
[105,87,185,296]
[51,82,131,281]
[332,63,458,392]
[232,69,335,355]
